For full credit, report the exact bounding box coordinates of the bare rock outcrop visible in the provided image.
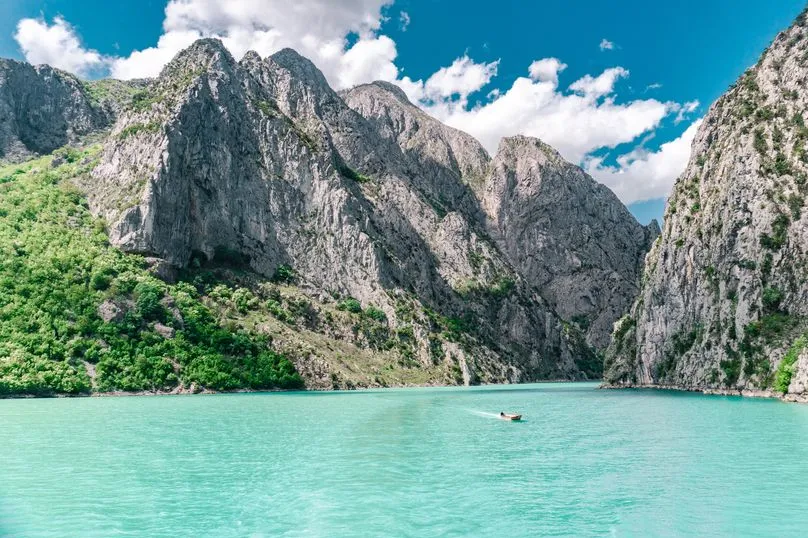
[85,39,619,381]
[0,59,132,162]
[605,8,808,400]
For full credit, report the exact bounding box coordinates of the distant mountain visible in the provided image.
[0,39,654,395]
[605,8,808,402]
[0,58,145,161]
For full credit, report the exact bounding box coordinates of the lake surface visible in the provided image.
[2,383,808,537]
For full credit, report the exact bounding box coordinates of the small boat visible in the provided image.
[499,412,522,421]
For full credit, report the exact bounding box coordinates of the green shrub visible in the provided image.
[571,314,590,331]
[130,90,159,111]
[489,277,515,298]
[613,315,636,343]
[119,122,160,139]
[762,286,784,312]
[337,297,363,314]
[760,214,790,250]
[53,147,82,164]
[271,264,296,284]
[338,165,371,183]
[90,266,116,290]
[753,128,768,155]
[774,336,807,393]
[775,152,791,176]
[364,305,387,323]
[788,194,804,220]
[134,281,166,321]
[231,288,259,313]
[720,355,742,386]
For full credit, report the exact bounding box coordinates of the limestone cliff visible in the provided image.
[0,59,140,162]
[343,83,656,348]
[0,39,656,388]
[605,9,808,401]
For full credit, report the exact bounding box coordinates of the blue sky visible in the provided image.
[1,0,805,224]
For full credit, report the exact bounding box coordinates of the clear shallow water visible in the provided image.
[2,383,808,537]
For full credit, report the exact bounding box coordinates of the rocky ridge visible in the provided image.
[0,40,655,389]
[605,8,808,401]
[0,58,143,162]
[342,81,658,348]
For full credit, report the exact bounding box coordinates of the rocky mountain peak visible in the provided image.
[240,50,263,66]
[342,80,490,186]
[482,133,656,348]
[268,47,333,93]
[163,38,235,73]
[0,37,661,386]
[0,58,115,162]
[368,80,412,103]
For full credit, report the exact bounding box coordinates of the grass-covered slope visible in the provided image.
[0,147,302,396]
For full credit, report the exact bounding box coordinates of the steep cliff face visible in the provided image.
[605,9,808,401]
[481,136,659,349]
[86,39,610,384]
[342,82,656,349]
[341,81,489,220]
[0,59,128,162]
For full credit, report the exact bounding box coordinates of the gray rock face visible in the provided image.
[605,9,808,400]
[59,37,658,383]
[0,59,115,162]
[481,136,659,348]
[86,39,633,381]
[341,82,489,220]
[342,83,656,348]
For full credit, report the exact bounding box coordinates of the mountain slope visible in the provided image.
[0,59,142,163]
[481,136,659,349]
[83,39,602,386]
[0,149,303,396]
[0,39,657,394]
[605,9,808,401]
[342,82,657,348]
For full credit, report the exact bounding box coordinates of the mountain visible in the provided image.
[0,58,144,162]
[341,82,658,349]
[0,39,653,395]
[605,9,808,402]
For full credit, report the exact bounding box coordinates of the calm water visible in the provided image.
[2,383,808,537]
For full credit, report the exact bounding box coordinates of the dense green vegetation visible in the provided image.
[774,335,807,393]
[0,149,302,396]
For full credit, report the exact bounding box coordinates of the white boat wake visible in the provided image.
[467,410,501,419]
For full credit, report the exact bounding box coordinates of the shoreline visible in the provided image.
[0,378,592,400]
[5,381,806,402]
[600,383,808,404]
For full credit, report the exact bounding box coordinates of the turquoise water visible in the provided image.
[2,383,808,537]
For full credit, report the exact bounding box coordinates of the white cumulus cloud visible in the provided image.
[416,60,674,165]
[12,1,697,204]
[401,56,499,105]
[15,0,399,87]
[586,119,703,204]
[569,67,629,98]
[14,17,106,76]
[674,100,700,124]
[528,58,567,84]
